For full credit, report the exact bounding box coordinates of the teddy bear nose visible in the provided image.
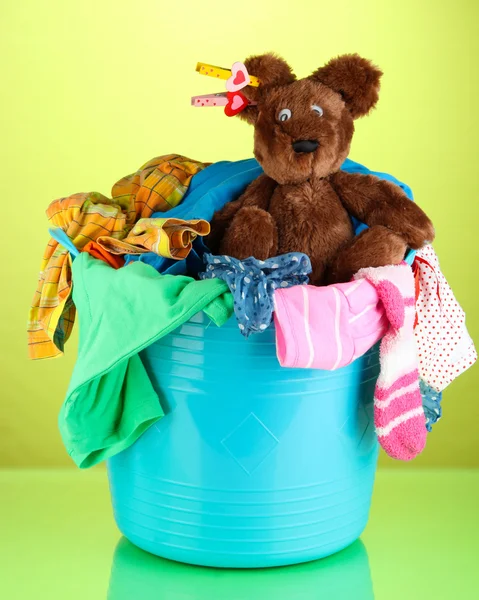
[292,140,319,154]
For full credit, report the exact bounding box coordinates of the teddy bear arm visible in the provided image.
[330,171,435,249]
[219,206,278,260]
[205,197,245,254]
[239,173,278,209]
[207,174,278,255]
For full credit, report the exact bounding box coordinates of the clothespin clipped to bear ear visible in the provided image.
[192,61,259,116]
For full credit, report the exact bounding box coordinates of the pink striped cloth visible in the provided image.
[274,279,388,370]
[274,263,426,461]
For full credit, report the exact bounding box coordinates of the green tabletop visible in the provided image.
[1,469,477,599]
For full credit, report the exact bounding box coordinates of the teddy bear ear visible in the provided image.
[244,52,296,88]
[310,54,383,119]
[237,53,296,125]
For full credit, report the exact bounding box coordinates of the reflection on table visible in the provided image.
[107,537,374,600]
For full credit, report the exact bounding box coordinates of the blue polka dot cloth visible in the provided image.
[200,253,312,337]
[420,380,443,432]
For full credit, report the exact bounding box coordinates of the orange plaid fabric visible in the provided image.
[112,155,207,219]
[28,154,207,360]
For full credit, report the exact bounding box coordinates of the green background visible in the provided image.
[1,0,478,468]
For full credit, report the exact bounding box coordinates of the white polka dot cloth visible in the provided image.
[414,245,476,392]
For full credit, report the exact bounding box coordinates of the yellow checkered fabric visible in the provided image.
[28,155,207,360]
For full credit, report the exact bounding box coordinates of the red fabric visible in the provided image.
[82,241,125,269]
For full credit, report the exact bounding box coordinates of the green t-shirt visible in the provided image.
[59,253,233,468]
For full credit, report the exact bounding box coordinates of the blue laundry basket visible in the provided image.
[107,312,380,568]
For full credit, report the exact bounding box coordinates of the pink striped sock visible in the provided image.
[354,264,427,461]
[374,371,426,460]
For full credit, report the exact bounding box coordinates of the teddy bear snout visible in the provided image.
[292,140,319,154]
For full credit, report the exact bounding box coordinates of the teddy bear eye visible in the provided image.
[312,105,324,116]
[278,108,292,122]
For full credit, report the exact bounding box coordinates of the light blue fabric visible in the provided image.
[420,380,443,432]
[200,253,312,337]
[124,158,415,275]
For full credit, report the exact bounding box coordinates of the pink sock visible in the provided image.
[354,265,427,461]
[374,369,426,461]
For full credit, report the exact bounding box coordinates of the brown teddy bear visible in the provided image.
[206,53,435,285]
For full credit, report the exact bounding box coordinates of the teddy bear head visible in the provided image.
[240,53,383,185]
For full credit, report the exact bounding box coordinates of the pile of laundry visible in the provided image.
[28,154,476,468]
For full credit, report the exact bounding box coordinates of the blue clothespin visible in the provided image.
[48,228,80,258]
